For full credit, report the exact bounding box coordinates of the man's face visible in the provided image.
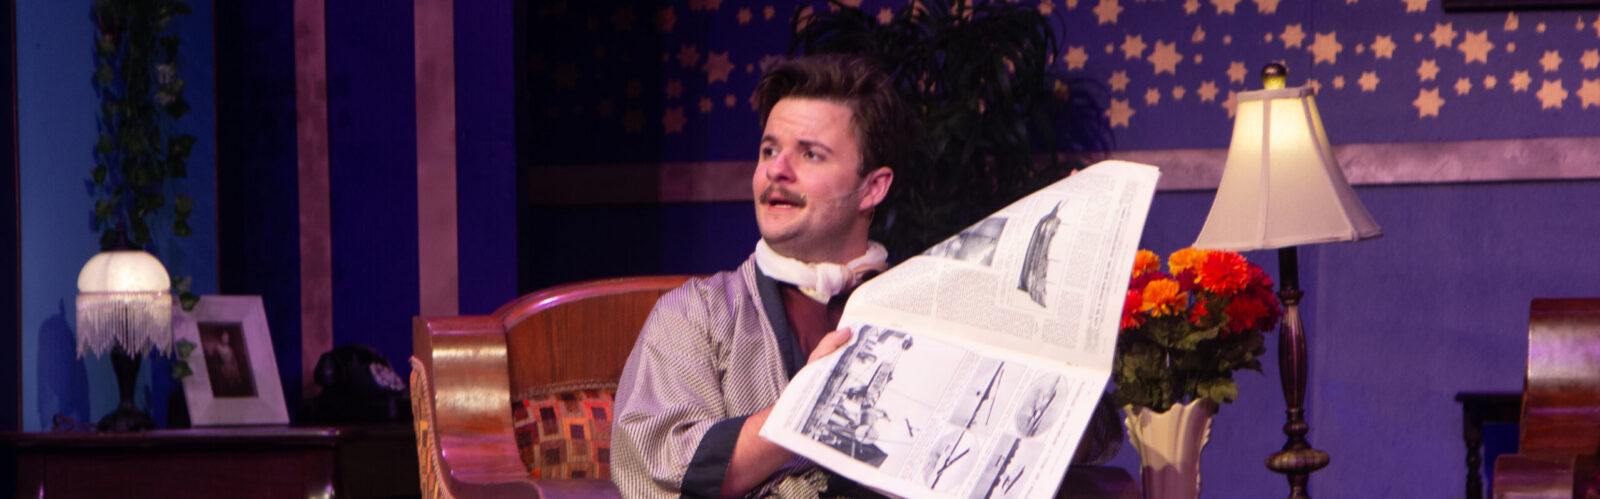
[752,97,890,263]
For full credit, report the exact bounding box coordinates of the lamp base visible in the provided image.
[96,345,156,432]
[97,400,157,432]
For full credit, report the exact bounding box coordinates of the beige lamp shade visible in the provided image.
[1193,87,1382,251]
[75,249,173,357]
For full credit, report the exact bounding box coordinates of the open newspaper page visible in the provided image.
[760,160,1160,499]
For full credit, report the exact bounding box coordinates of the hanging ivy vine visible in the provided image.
[91,0,197,307]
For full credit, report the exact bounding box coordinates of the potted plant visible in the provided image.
[1113,248,1283,498]
[789,0,1110,261]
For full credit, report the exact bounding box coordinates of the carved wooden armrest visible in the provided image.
[413,316,620,498]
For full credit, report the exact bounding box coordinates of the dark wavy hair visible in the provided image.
[753,54,918,178]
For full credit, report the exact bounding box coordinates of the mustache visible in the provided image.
[758,184,807,206]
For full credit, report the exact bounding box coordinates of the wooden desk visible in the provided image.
[1455,392,1521,499]
[6,425,419,498]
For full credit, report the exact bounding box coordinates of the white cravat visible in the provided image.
[754,239,888,304]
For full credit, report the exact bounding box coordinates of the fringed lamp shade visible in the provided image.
[1192,87,1382,251]
[75,250,173,357]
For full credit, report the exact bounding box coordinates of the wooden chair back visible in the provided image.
[1492,298,1600,499]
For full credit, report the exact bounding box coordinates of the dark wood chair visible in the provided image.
[410,275,692,499]
[1492,298,1600,499]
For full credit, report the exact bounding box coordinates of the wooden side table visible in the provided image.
[1455,392,1522,499]
[5,425,419,498]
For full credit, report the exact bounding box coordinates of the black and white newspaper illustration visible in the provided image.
[762,160,1160,499]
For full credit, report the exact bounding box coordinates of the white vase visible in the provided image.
[1124,399,1217,499]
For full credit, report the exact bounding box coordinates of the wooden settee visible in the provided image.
[410,275,1138,498]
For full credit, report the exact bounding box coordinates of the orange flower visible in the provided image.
[1132,250,1160,276]
[1139,279,1186,317]
[1167,248,1211,275]
[1195,251,1252,295]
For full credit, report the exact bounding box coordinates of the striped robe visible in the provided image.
[612,257,836,498]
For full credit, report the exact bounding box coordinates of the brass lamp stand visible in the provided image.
[1264,246,1328,498]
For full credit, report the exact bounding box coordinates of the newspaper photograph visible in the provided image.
[761,160,1160,499]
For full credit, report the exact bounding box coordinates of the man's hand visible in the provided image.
[809,327,853,363]
[721,327,854,498]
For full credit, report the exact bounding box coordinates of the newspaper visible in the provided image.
[760,160,1160,499]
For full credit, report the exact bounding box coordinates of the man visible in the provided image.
[612,54,915,498]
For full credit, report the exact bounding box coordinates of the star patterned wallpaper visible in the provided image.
[525,0,1600,164]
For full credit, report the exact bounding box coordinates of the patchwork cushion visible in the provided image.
[512,379,617,479]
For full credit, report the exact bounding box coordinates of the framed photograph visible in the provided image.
[174,295,289,425]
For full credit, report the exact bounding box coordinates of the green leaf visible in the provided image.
[1197,378,1238,404]
[131,217,150,244]
[91,166,108,185]
[99,229,119,251]
[171,218,191,238]
[95,63,114,85]
[165,99,190,119]
[175,339,196,358]
[169,362,192,380]
[174,195,194,217]
[179,291,199,311]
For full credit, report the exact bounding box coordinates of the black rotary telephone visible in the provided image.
[299,344,411,424]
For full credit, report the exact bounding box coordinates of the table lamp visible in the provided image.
[76,247,173,431]
[1192,63,1382,498]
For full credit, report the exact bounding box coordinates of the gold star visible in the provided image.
[1484,75,1498,89]
[1212,0,1242,15]
[1222,90,1238,117]
[1370,35,1397,60]
[665,79,683,98]
[1454,77,1472,95]
[704,51,734,84]
[1358,71,1379,92]
[1064,46,1089,70]
[698,97,713,113]
[1121,35,1148,60]
[1148,41,1183,74]
[1066,0,1080,8]
[1185,0,1201,14]
[1107,98,1134,127]
[738,8,752,24]
[677,45,701,68]
[1194,54,1204,64]
[663,107,686,134]
[1537,22,1547,33]
[1511,71,1532,92]
[688,0,722,12]
[1413,88,1444,117]
[1418,59,1440,82]
[1537,79,1569,109]
[725,94,737,108]
[1224,35,1232,45]
[1280,24,1307,49]
[1505,12,1519,31]
[1308,78,1322,93]
[626,80,642,98]
[1310,32,1344,65]
[1414,33,1423,43]
[1580,79,1600,108]
[657,6,677,33]
[1105,44,1115,54]
[1404,0,1428,13]
[878,8,893,24]
[1430,23,1457,49]
[1333,75,1346,89]
[1592,15,1600,38]
[1193,26,1206,43]
[1254,0,1282,14]
[1094,0,1123,24]
[1458,30,1494,64]
[1172,85,1187,100]
[1355,43,1365,55]
[553,63,580,88]
[1584,49,1600,70]
[1109,71,1131,92]
[1144,87,1162,105]
[764,6,775,20]
[597,99,615,117]
[1039,0,1055,16]
[1541,50,1563,72]
[1507,42,1516,53]
[1197,80,1220,101]
[623,108,644,133]
[1227,61,1247,83]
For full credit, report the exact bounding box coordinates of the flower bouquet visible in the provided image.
[1112,248,1283,498]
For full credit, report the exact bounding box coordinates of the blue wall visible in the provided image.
[16,0,217,431]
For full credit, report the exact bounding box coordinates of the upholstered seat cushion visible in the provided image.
[512,380,618,479]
